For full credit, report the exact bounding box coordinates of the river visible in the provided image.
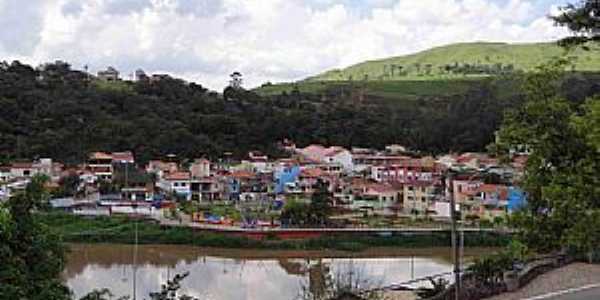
[64,244,496,300]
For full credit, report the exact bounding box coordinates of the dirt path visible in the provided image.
[485,263,600,300]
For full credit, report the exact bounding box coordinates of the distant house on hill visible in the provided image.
[97,66,119,81]
[296,144,353,173]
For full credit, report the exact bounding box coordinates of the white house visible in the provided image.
[10,162,38,178]
[296,145,354,174]
[159,172,191,200]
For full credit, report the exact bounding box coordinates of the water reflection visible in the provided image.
[64,244,490,300]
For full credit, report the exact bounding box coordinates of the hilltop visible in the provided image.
[307,42,600,82]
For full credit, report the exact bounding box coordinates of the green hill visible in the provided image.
[307,42,600,82]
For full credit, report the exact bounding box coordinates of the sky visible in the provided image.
[0,0,573,90]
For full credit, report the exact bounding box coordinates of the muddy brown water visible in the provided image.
[64,243,498,300]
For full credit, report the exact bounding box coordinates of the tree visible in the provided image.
[309,179,333,226]
[497,59,600,252]
[55,173,82,198]
[0,176,70,300]
[552,0,600,48]
[281,199,310,227]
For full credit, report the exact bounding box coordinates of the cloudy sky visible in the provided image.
[0,0,572,90]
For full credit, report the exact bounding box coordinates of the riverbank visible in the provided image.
[42,213,511,252]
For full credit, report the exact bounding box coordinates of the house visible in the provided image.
[0,166,12,182]
[371,158,439,183]
[474,184,509,220]
[190,158,211,179]
[190,177,222,202]
[296,145,353,173]
[456,153,499,170]
[385,144,409,154]
[352,183,402,214]
[111,151,134,164]
[97,66,119,81]
[403,181,437,215]
[296,168,325,194]
[452,179,483,213]
[121,184,154,202]
[88,152,114,181]
[10,162,37,178]
[241,151,272,173]
[323,147,353,173]
[274,163,301,194]
[159,172,191,200]
[146,160,178,180]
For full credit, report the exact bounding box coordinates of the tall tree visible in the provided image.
[497,60,600,253]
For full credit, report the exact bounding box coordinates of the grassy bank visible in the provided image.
[41,213,511,252]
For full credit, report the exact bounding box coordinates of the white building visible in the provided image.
[159,172,191,200]
[296,145,354,174]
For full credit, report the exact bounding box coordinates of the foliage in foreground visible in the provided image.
[0,175,71,300]
[497,57,600,255]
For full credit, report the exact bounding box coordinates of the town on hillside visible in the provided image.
[0,141,528,229]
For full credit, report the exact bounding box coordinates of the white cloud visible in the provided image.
[0,0,569,90]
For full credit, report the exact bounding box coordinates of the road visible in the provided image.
[486,263,600,300]
[523,285,600,300]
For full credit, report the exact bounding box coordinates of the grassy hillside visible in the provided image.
[255,78,484,100]
[307,42,600,82]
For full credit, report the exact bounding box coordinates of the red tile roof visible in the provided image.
[300,168,323,178]
[164,172,190,181]
[366,183,399,194]
[11,162,33,169]
[112,151,134,163]
[477,184,508,199]
[89,152,112,160]
[230,170,255,179]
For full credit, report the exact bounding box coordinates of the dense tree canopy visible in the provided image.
[0,60,599,165]
[498,60,600,254]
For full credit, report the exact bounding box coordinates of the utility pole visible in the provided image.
[447,170,460,300]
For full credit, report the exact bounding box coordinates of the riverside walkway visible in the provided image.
[152,213,512,238]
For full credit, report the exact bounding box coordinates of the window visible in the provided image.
[421,197,426,203]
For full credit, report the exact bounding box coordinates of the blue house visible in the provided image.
[508,187,527,213]
[274,165,300,194]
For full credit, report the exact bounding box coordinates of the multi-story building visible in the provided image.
[88,152,114,181]
[402,181,437,215]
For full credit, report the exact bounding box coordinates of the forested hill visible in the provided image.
[307,42,600,82]
[1,60,599,165]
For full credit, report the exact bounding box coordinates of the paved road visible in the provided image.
[486,263,600,300]
[552,286,600,300]
[523,285,600,300]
